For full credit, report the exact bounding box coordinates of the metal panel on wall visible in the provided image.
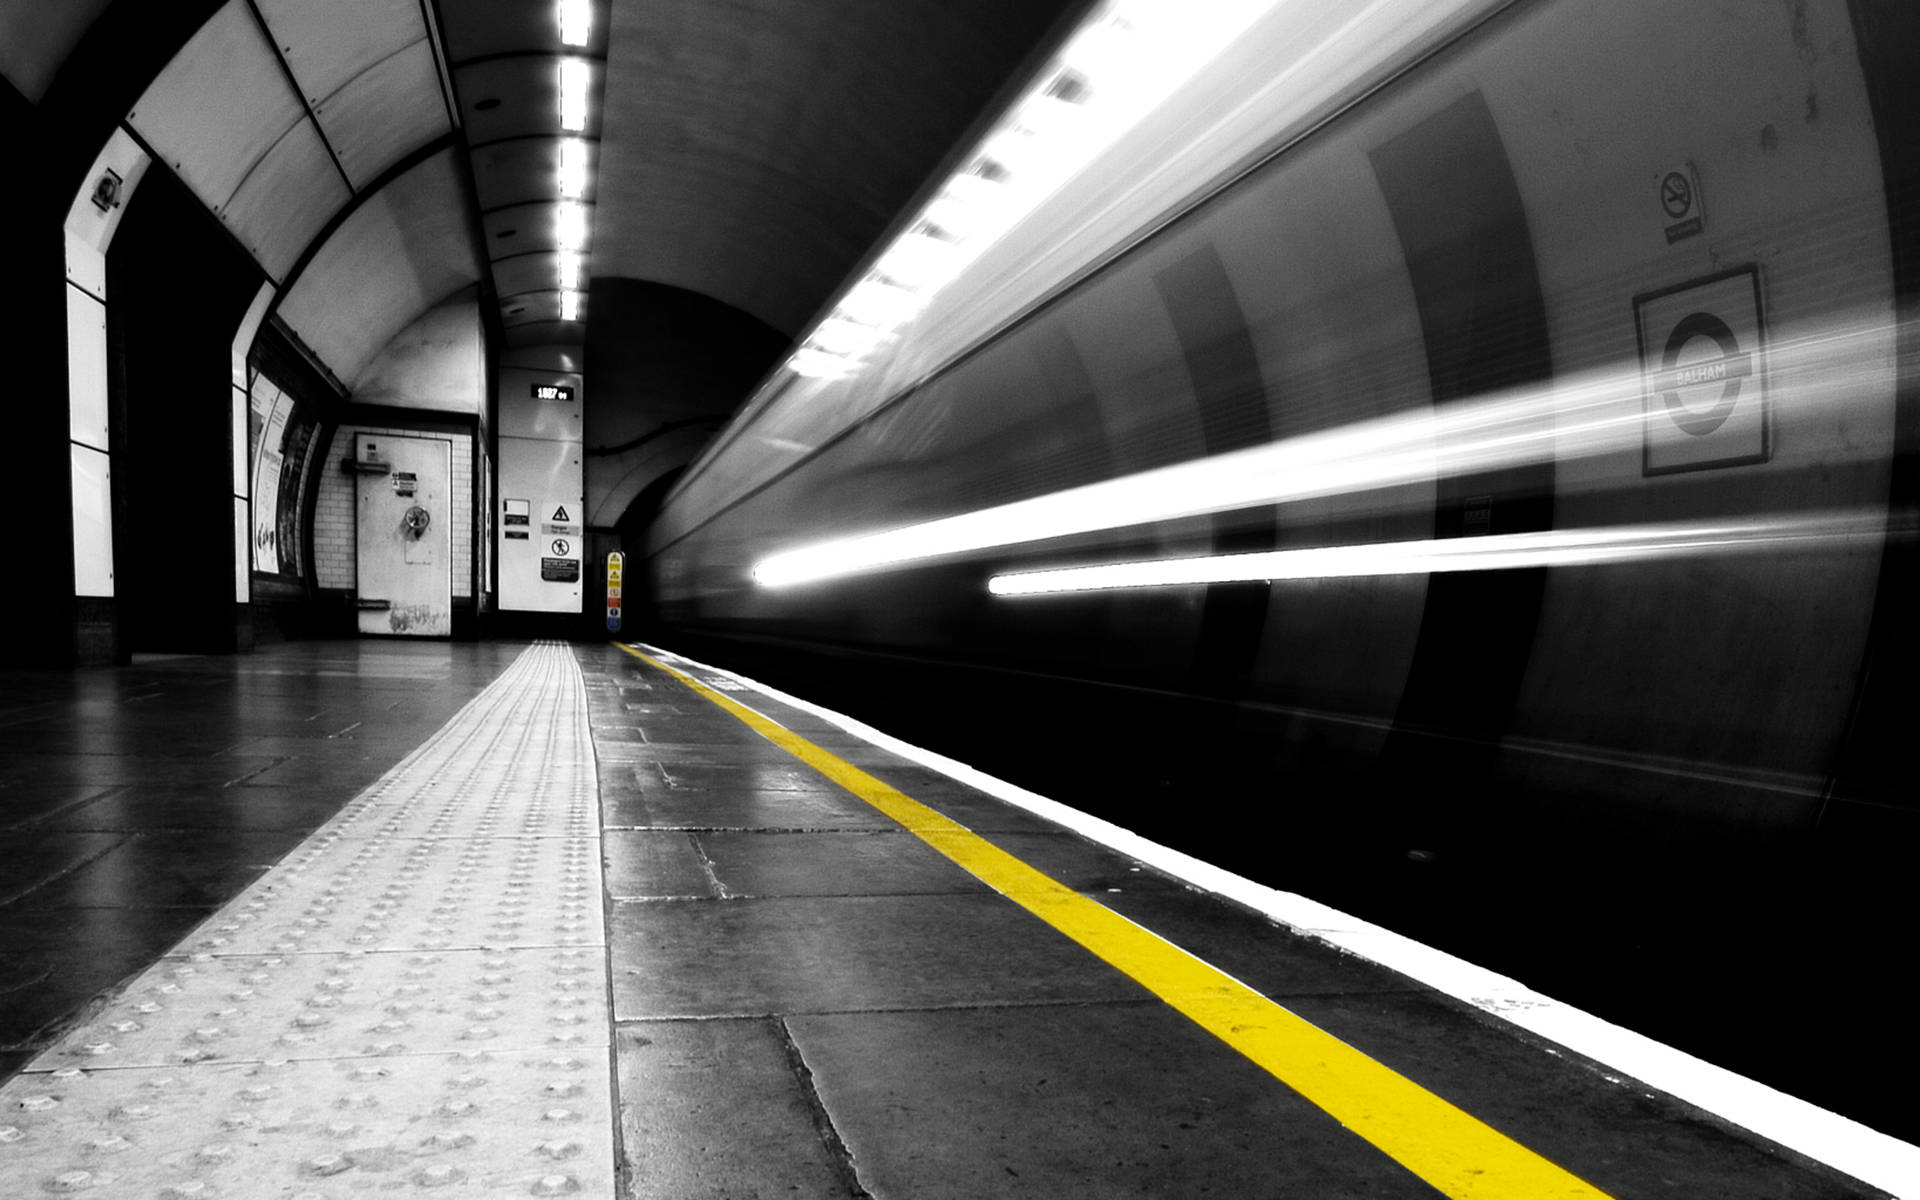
[354,433,452,636]
[497,365,583,614]
[498,435,583,613]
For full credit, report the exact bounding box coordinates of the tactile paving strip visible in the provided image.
[0,642,613,1198]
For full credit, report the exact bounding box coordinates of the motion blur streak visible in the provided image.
[987,510,1891,595]
[751,317,1896,588]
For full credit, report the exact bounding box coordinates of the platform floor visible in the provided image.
[0,639,1908,1197]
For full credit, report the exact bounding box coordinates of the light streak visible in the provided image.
[986,511,1888,595]
[747,321,1894,589]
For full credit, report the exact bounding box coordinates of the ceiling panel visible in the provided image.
[442,5,607,63]
[128,0,306,214]
[492,252,564,301]
[455,57,603,145]
[499,292,571,331]
[471,136,596,211]
[482,200,584,258]
[316,39,452,189]
[257,0,426,103]
[276,149,481,386]
[223,118,353,282]
[349,290,485,411]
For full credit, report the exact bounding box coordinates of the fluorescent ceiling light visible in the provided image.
[558,250,583,291]
[560,58,590,131]
[561,290,582,322]
[559,0,591,47]
[556,201,589,250]
[986,511,1887,595]
[559,138,589,198]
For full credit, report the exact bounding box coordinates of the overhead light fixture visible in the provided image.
[559,0,591,46]
[556,201,589,251]
[559,138,590,198]
[558,250,584,291]
[561,290,582,322]
[560,58,590,131]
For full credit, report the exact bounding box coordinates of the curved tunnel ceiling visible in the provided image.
[590,0,1090,339]
[7,0,1087,409]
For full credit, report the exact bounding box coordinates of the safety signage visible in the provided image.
[606,551,624,632]
[1657,162,1704,244]
[1633,266,1768,474]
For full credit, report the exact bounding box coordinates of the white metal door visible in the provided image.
[354,433,452,637]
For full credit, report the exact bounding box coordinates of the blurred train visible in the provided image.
[640,0,1917,918]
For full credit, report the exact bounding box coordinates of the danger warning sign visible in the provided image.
[1633,266,1768,474]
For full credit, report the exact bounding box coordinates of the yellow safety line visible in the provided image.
[615,642,1611,1198]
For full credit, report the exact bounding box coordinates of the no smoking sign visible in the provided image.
[1633,266,1769,474]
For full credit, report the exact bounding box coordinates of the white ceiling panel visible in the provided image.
[481,200,578,258]
[128,0,305,214]
[276,149,481,386]
[500,291,571,330]
[491,252,564,301]
[350,291,484,413]
[316,39,452,189]
[471,137,596,211]
[456,57,603,144]
[257,0,426,103]
[223,119,353,283]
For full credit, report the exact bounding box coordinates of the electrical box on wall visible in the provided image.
[498,367,584,613]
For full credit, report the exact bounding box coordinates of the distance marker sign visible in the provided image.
[1633,266,1769,474]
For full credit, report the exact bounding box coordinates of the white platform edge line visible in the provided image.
[632,642,1919,1199]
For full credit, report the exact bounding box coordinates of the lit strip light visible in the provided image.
[559,0,591,47]
[986,511,1888,595]
[559,138,589,198]
[784,0,1279,379]
[560,58,590,131]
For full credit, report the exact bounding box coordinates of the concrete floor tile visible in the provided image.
[655,760,839,792]
[695,830,980,898]
[40,787,350,833]
[617,1020,855,1199]
[0,832,128,902]
[602,831,716,899]
[601,784,900,832]
[0,785,122,831]
[789,1004,1437,1199]
[0,906,216,1046]
[13,830,309,910]
[610,893,1142,1020]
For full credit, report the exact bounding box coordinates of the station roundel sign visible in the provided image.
[1633,266,1768,474]
[1657,311,1753,436]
